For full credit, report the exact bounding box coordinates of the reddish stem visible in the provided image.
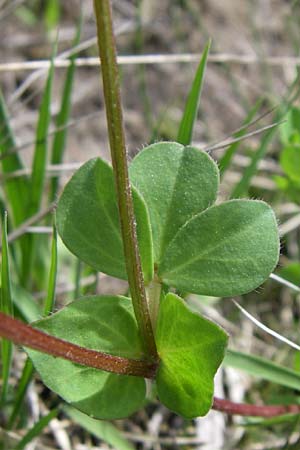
[0,312,157,378]
[213,397,300,417]
[1,311,300,417]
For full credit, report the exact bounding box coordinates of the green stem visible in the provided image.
[93,0,157,359]
[146,277,162,331]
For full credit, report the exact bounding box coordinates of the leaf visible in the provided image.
[225,350,300,391]
[64,405,135,450]
[280,140,300,183]
[155,293,228,418]
[27,295,146,419]
[277,263,300,287]
[159,200,279,297]
[280,106,300,144]
[177,40,211,145]
[57,157,153,282]
[129,142,219,263]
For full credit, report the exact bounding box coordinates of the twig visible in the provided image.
[2,53,300,73]
[204,120,285,152]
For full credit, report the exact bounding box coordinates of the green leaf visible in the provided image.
[277,263,300,287]
[129,142,219,263]
[177,40,211,145]
[27,295,146,419]
[225,350,300,391]
[159,200,279,297]
[280,106,300,144]
[64,405,135,450]
[155,293,228,418]
[280,141,300,183]
[57,157,153,282]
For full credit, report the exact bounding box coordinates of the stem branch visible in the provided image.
[212,397,300,417]
[0,312,157,378]
[1,312,299,417]
[93,0,157,359]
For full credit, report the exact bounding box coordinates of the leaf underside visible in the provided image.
[27,296,146,419]
[159,199,279,297]
[129,142,219,263]
[56,157,153,282]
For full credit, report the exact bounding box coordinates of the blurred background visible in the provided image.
[0,1,300,449]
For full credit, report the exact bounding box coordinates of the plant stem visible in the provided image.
[1,310,299,417]
[0,312,157,379]
[93,0,157,359]
[212,397,300,417]
[146,277,162,331]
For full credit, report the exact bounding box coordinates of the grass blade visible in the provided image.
[219,100,262,178]
[50,20,82,201]
[29,54,55,216]
[230,76,300,198]
[21,48,55,286]
[8,225,57,427]
[0,90,29,227]
[229,125,278,198]
[0,212,13,404]
[225,349,300,391]
[43,221,57,315]
[8,359,34,429]
[177,40,211,145]
[64,405,135,450]
[13,409,58,450]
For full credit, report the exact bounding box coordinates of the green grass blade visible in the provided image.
[64,405,135,450]
[0,90,29,227]
[229,125,278,198]
[8,224,57,427]
[177,40,211,145]
[225,349,300,391]
[43,221,57,316]
[50,20,82,201]
[0,212,13,404]
[8,225,57,428]
[230,75,300,199]
[13,408,58,450]
[8,359,34,429]
[29,56,55,216]
[219,100,262,178]
[21,48,56,286]
[242,414,300,427]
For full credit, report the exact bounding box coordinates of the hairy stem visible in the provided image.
[0,312,157,378]
[93,0,157,359]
